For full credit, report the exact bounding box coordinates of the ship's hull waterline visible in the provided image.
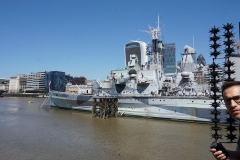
[50,92,228,122]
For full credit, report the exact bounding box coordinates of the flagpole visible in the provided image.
[49,80,51,92]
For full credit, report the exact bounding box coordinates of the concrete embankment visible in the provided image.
[3,93,47,97]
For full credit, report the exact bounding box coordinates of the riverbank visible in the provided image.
[3,93,48,98]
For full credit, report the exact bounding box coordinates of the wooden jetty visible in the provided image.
[92,97,118,119]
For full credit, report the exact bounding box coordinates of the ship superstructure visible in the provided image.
[167,45,209,97]
[97,15,166,97]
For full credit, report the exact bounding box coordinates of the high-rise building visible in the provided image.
[125,41,148,67]
[163,43,176,74]
[45,71,74,92]
[197,54,206,66]
[193,54,208,84]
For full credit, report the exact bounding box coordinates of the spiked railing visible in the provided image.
[209,26,222,141]
[222,23,237,142]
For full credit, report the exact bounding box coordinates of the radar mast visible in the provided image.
[140,15,164,67]
[140,14,161,40]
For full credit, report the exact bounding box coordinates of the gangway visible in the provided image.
[40,95,50,108]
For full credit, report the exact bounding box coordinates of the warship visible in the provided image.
[50,15,228,122]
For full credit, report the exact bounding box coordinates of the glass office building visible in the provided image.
[163,43,176,74]
[197,54,206,66]
[45,71,75,92]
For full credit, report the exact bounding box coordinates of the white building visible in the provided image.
[228,55,240,81]
[8,74,27,93]
[66,82,93,94]
[25,72,46,93]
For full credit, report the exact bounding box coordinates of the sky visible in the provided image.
[1,0,240,80]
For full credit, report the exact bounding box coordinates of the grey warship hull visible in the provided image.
[50,91,93,110]
[50,91,227,122]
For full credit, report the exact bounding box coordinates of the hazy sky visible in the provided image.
[1,0,240,80]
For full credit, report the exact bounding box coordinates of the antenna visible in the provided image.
[193,36,194,49]
[140,14,162,40]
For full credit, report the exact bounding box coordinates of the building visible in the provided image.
[204,66,224,85]
[0,78,9,92]
[45,71,75,92]
[193,54,208,84]
[197,54,206,66]
[66,80,93,94]
[9,74,27,93]
[74,76,86,85]
[163,43,176,74]
[124,41,177,75]
[66,83,79,93]
[204,54,240,84]
[8,71,75,93]
[124,41,148,67]
[228,54,240,81]
[0,78,8,84]
[25,72,46,93]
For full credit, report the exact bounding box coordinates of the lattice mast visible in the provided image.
[141,15,164,67]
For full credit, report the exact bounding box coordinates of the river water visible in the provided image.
[0,97,236,160]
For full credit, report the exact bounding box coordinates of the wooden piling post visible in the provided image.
[92,97,118,118]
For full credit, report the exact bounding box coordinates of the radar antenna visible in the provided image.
[140,14,162,40]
